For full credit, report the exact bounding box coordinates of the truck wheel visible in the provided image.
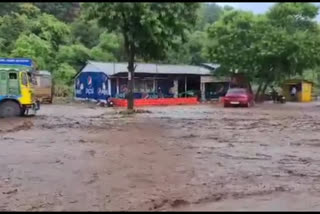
[0,100,21,118]
[20,107,26,116]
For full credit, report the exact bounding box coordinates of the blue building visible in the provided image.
[74,61,225,102]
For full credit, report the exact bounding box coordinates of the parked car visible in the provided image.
[223,88,254,107]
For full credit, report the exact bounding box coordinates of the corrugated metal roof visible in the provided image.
[200,63,220,70]
[81,61,215,76]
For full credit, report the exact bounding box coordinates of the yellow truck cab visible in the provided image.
[0,58,40,117]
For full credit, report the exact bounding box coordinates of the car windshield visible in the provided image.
[227,88,246,95]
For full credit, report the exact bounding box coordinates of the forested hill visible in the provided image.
[0,2,319,97]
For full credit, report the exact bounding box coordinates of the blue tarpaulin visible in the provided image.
[75,72,110,101]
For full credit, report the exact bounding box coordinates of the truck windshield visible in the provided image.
[28,72,37,85]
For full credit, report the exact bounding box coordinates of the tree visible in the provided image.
[0,13,28,54]
[53,63,77,85]
[264,3,320,94]
[11,33,53,69]
[205,3,320,102]
[223,5,234,11]
[84,3,199,109]
[0,3,21,16]
[71,19,103,49]
[162,30,207,65]
[33,2,80,23]
[30,13,71,51]
[90,32,122,62]
[197,3,223,31]
[205,10,260,79]
[56,44,91,71]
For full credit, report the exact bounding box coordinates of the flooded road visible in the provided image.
[1,102,320,211]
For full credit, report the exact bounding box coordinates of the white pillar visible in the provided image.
[108,78,111,96]
[116,78,119,94]
[201,83,206,102]
[153,78,156,92]
[174,79,178,98]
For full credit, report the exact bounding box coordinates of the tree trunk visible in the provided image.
[255,82,263,102]
[259,82,269,102]
[127,44,135,110]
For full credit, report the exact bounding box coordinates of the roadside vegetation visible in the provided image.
[1,3,320,102]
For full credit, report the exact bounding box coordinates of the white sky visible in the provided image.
[216,2,320,21]
[216,3,274,14]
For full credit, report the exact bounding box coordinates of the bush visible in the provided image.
[53,83,73,97]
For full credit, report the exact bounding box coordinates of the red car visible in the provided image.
[223,88,254,107]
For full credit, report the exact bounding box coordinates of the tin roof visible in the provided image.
[79,61,217,77]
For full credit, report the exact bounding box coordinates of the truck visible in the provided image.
[0,58,40,117]
[33,70,53,104]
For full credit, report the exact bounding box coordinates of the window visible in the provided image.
[29,73,37,85]
[9,73,17,80]
[21,73,28,86]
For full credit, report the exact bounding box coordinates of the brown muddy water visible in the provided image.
[1,102,320,211]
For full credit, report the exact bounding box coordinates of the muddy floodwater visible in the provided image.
[2,102,320,211]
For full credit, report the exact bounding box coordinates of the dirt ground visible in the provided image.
[2,101,320,211]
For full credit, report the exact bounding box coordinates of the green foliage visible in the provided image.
[267,3,319,33]
[1,2,320,100]
[53,63,77,85]
[30,13,71,50]
[34,3,80,23]
[57,44,90,71]
[11,34,52,69]
[83,2,199,108]
[205,3,320,89]
[162,30,207,65]
[0,3,20,16]
[71,19,103,49]
[54,84,73,97]
[90,32,122,62]
[197,3,223,30]
[83,3,199,61]
[0,13,28,53]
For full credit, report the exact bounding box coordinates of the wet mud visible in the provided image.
[1,102,320,211]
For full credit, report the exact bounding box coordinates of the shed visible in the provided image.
[282,79,314,102]
[74,61,227,102]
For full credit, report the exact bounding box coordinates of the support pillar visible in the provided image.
[108,78,111,96]
[116,78,119,94]
[174,79,179,98]
[153,78,156,92]
[184,76,187,97]
[201,82,206,102]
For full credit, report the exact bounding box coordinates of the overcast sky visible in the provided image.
[216,2,320,20]
[217,2,274,14]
